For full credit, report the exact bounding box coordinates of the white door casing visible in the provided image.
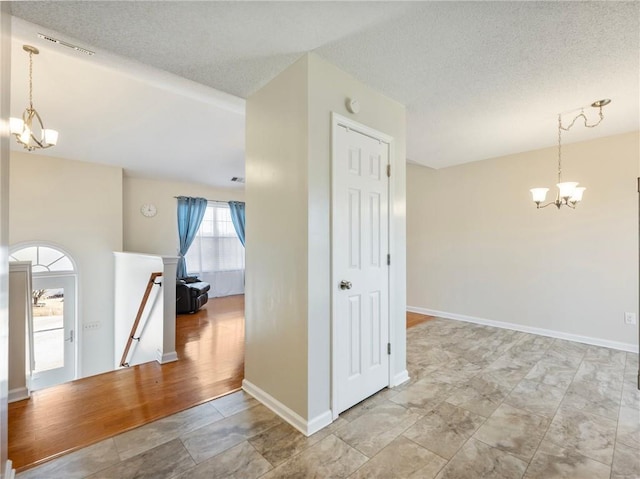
[10,244,78,390]
[332,114,391,416]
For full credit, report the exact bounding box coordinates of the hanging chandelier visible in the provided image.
[10,45,58,151]
[530,99,610,209]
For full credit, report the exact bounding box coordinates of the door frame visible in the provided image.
[9,242,80,387]
[330,113,396,419]
[30,272,78,389]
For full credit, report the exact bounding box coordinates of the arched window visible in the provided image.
[10,245,75,273]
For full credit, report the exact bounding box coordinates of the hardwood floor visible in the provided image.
[406,311,435,328]
[9,294,245,472]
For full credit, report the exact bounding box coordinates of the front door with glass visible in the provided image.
[10,244,78,390]
[30,274,76,390]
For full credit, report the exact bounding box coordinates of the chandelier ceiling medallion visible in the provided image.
[530,99,611,209]
[10,45,59,151]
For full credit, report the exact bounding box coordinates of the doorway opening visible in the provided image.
[9,243,77,390]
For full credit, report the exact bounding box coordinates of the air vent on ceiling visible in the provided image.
[37,33,95,56]
[231,177,245,184]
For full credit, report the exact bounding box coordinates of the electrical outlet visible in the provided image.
[84,321,101,330]
[624,312,637,325]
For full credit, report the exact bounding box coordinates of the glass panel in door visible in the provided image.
[30,275,76,390]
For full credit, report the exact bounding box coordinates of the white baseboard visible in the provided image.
[242,379,333,437]
[4,460,15,479]
[8,387,29,403]
[156,350,178,364]
[307,409,334,436]
[407,306,638,353]
[392,369,410,387]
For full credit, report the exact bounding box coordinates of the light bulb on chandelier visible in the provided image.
[530,99,610,209]
[9,45,59,151]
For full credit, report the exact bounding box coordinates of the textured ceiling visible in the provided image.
[8,1,640,181]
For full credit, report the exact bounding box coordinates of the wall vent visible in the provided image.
[37,33,95,56]
[231,177,245,183]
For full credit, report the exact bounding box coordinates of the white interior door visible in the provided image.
[30,274,76,390]
[333,118,390,415]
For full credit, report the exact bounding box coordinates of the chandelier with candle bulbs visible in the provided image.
[10,45,58,151]
[530,99,610,209]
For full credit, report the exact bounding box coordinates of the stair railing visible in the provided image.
[119,272,163,367]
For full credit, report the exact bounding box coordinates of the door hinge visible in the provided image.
[637,177,640,193]
[387,342,391,355]
[386,164,391,177]
[387,254,390,266]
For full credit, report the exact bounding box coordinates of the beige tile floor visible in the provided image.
[17,318,640,479]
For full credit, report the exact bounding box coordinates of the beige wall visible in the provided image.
[8,159,244,380]
[123,176,244,256]
[9,152,123,377]
[8,262,29,401]
[407,131,639,348]
[245,55,310,419]
[245,53,407,426]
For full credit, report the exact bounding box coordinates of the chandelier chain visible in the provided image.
[559,106,605,132]
[28,50,33,109]
[556,105,606,184]
[557,115,562,183]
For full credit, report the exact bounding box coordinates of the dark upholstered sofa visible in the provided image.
[176,278,210,314]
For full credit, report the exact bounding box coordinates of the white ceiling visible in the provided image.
[8,2,640,187]
[9,18,246,188]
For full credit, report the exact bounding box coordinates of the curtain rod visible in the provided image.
[173,196,239,204]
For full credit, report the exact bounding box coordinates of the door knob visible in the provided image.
[340,280,352,290]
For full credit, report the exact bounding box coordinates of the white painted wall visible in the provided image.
[245,53,407,429]
[9,153,123,377]
[123,176,244,256]
[407,131,639,349]
[0,3,11,475]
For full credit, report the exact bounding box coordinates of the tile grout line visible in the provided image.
[608,350,631,478]
[504,354,561,475]
[465,370,537,478]
[405,331,531,477]
[528,349,619,472]
[464,339,575,478]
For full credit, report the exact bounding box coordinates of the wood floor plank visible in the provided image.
[9,294,245,472]
[406,311,435,328]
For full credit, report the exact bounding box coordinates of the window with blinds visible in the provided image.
[185,203,245,297]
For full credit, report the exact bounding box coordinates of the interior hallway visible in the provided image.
[15,317,639,479]
[10,296,433,473]
[9,294,245,472]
